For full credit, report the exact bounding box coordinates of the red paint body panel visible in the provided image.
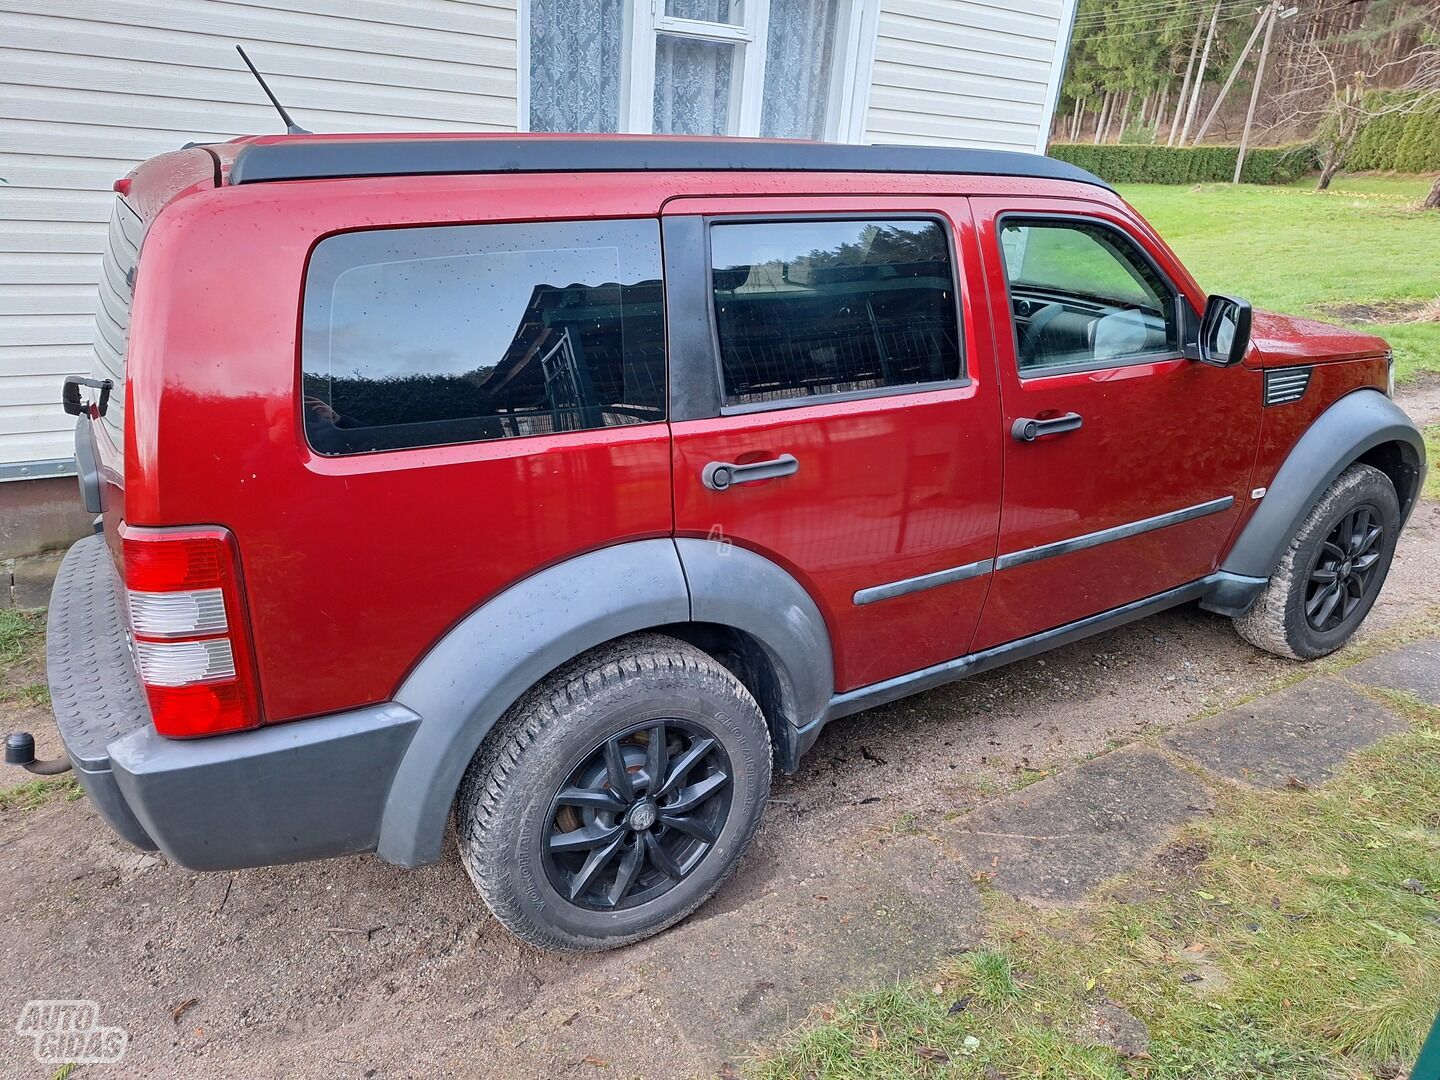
[1251,362,1390,488]
[968,195,1261,649]
[665,194,1002,691]
[118,173,677,722]
[1248,311,1390,367]
[98,132,1402,732]
[673,386,1003,690]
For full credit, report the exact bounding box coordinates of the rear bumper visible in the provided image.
[46,534,420,871]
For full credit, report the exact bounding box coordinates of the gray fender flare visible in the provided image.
[377,539,689,867]
[1220,389,1425,582]
[375,538,836,867]
[674,537,834,737]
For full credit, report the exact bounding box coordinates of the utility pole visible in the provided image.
[1234,1,1279,182]
[1193,5,1273,144]
[1180,0,1223,146]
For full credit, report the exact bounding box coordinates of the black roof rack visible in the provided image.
[228,136,1114,192]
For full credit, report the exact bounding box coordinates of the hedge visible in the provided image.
[1344,98,1440,173]
[1048,143,1318,185]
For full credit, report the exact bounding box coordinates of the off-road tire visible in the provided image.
[454,633,771,951]
[1234,463,1400,660]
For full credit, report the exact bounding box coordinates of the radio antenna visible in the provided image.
[235,45,311,135]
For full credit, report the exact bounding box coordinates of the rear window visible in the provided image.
[300,219,666,455]
[92,197,143,444]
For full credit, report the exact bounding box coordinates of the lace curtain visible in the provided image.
[530,0,840,139]
[653,34,736,135]
[529,0,625,133]
[761,0,840,140]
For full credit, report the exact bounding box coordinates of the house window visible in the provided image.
[525,0,875,141]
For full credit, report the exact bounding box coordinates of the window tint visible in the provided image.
[301,219,665,455]
[998,220,1179,375]
[710,219,962,407]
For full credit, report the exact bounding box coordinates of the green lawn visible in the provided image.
[1117,175,1440,384]
[751,685,1440,1079]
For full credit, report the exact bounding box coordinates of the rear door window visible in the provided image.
[708,218,963,408]
[301,219,665,455]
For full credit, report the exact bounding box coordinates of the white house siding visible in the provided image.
[864,0,1075,152]
[0,0,519,478]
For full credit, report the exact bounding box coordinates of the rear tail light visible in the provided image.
[121,525,262,738]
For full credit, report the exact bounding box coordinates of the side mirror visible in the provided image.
[1197,294,1252,368]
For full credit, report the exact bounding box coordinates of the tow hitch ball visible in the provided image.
[5,733,72,776]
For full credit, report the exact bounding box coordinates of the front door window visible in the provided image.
[997,219,1181,375]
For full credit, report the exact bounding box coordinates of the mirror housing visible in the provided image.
[1194,294,1252,368]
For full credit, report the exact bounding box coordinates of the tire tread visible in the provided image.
[1233,463,1396,660]
[455,634,770,951]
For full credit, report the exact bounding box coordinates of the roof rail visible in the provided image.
[228,136,1114,192]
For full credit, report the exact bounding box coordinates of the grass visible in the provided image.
[0,683,50,708]
[0,775,81,811]
[1117,175,1440,384]
[1013,767,1051,791]
[751,709,1440,1079]
[0,608,43,668]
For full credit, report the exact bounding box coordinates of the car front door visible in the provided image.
[969,197,1262,651]
[664,197,1003,692]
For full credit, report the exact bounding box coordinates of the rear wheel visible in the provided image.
[455,634,771,951]
[1234,463,1399,660]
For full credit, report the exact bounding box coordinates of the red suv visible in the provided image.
[27,135,1426,950]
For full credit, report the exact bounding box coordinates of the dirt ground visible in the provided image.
[2,385,1437,1080]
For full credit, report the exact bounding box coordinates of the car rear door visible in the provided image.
[969,195,1262,651]
[662,196,1003,693]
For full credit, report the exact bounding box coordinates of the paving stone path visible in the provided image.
[671,637,1437,1066]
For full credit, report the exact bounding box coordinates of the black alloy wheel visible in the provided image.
[542,719,733,912]
[1303,503,1384,633]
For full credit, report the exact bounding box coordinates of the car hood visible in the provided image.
[1248,309,1389,367]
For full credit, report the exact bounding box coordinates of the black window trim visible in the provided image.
[700,212,971,416]
[995,211,1194,381]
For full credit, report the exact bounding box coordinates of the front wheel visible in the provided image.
[1234,462,1400,660]
[455,634,771,951]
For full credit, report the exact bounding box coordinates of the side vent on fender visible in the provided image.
[1263,366,1312,407]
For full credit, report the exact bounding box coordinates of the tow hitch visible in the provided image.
[5,732,72,775]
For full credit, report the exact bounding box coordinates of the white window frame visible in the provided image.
[518,0,878,142]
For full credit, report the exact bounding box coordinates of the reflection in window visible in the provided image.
[999,220,1178,374]
[710,219,962,406]
[301,220,665,455]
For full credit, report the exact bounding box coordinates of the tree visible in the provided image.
[1274,33,1440,188]
[1424,173,1440,209]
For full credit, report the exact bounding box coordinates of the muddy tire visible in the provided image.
[454,633,771,951]
[1234,463,1400,660]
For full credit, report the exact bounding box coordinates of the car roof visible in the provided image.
[224,134,1114,193]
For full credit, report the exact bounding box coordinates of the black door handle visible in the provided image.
[1011,412,1083,443]
[702,453,799,491]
